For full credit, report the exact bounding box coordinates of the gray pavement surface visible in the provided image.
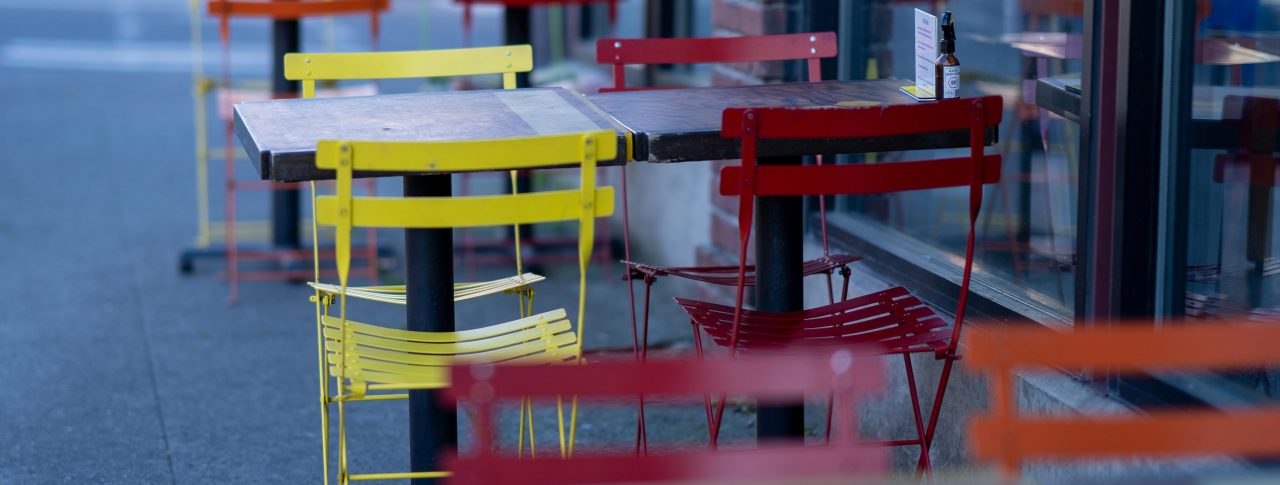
[0,1,789,483]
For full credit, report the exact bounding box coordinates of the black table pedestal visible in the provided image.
[404,175,456,484]
[754,156,806,441]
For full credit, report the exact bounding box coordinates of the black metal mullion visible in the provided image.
[1155,0,1197,321]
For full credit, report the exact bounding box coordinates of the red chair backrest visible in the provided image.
[717,97,1002,352]
[445,349,886,484]
[966,322,1280,478]
[208,0,386,42]
[595,32,837,92]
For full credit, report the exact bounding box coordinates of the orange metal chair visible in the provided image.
[594,32,858,452]
[675,97,1003,472]
[967,322,1280,479]
[445,348,887,484]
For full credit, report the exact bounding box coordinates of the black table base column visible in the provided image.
[271,19,302,250]
[754,156,805,441]
[404,175,456,484]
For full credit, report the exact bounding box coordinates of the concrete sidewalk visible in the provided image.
[0,2,769,482]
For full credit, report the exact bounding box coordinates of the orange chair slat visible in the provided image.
[972,406,1280,460]
[967,323,1280,371]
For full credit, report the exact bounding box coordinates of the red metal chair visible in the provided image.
[966,321,1280,479]
[594,32,857,451]
[445,348,887,484]
[674,97,1003,471]
[203,0,388,302]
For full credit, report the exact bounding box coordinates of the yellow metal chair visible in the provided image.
[311,130,616,483]
[285,46,546,311]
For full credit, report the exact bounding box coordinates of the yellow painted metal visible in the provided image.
[348,471,452,481]
[296,46,615,482]
[315,188,615,228]
[314,131,617,171]
[285,45,532,82]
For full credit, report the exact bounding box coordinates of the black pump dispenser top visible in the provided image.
[940,11,956,54]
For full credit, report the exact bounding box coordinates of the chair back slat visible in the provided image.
[315,188,615,229]
[967,323,1280,371]
[721,98,1003,140]
[597,32,836,90]
[971,407,1280,461]
[208,0,388,19]
[315,131,615,173]
[285,45,532,82]
[447,442,886,485]
[720,155,1002,197]
[596,33,836,66]
[448,348,883,401]
[966,322,1280,478]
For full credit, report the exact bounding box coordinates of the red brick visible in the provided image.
[710,211,741,254]
[710,65,760,87]
[712,0,787,37]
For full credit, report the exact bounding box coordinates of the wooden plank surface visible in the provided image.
[586,79,997,162]
[234,87,628,182]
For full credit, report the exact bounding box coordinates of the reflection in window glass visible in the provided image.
[838,0,1083,316]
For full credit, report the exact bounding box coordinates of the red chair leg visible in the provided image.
[903,353,932,473]
[824,392,835,443]
[918,355,959,473]
[840,266,852,301]
[691,322,717,447]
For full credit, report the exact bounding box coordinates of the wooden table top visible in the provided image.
[235,79,998,181]
[587,79,995,162]
[234,87,630,182]
[1037,75,1280,150]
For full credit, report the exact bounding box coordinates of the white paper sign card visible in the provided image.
[914,9,938,98]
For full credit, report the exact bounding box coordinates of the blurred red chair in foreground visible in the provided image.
[445,348,886,484]
[675,97,1003,471]
[595,32,858,451]
[967,322,1280,479]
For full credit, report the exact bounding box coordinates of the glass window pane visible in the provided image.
[838,0,1084,317]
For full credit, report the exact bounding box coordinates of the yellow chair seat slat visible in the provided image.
[314,131,617,172]
[315,188,616,229]
[321,309,567,343]
[325,318,576,358]
[309,273,544,304]
[327,336,577,376]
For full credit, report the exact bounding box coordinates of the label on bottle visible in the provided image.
[942,65,960,99]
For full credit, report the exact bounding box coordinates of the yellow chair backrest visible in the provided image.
[315,131,617,347]
[284,45,533,97]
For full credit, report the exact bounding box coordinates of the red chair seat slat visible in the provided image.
[676,286,952,354]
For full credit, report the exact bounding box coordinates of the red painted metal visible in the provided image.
[208,0,387,19]
[721,156,1003,196]
[676,97,1003,471]
[209,0,383,302]
[596,32,846,454]
[445,350,887,484]
[597,33,836,90]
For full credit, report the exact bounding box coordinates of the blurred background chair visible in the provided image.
[967,322,1280,479]
[446,348,887,484]
[187,0,388,302]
